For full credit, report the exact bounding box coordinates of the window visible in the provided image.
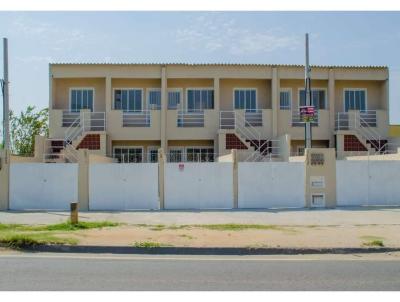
[168,90,181,109]
[299,89,326,109]
[297,146,305,156]
[186,147,214,162]
[70,88,94,112]
[114,89,142,112]
[280,89,291,110]
[187,89,214,111]
[147,89,161,110]
[344,89,366,112]
[113,147,143,163]
[169,148,183,163]
[147,147,159,163]
[234,89,256,111]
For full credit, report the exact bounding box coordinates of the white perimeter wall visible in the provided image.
[10,163,79,210]
[336,160,400,206]
[165,163,233,209]
[89,163,159,210]
[238,162,305,209]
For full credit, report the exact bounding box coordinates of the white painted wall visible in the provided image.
[89,163,159,210]
[10,163,78,210]
[165,163,233,209]
[238,162,305,209]
[336,160,400,206]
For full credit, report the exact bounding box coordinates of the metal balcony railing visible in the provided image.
[123,110,151,127]
[177,110,204,127]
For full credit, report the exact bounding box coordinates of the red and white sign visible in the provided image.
[299,105,316,122]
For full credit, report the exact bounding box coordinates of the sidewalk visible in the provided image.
[1,207,400,226]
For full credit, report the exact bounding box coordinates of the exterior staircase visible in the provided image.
[335,111,390,155]
[43,111,106,163]
[220,111,280,161]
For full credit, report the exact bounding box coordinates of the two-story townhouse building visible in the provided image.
[43,63,392,163]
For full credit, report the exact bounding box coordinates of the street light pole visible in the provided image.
[2,37,10,150]
[305,33,312,149]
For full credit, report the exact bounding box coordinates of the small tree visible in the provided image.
[9,106,49,156]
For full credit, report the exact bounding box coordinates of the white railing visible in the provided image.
[177,110,204,127]
[219,110,279,162]
[245,140,281,162]
[291,110,319,127]
[123,110,151,127]
[62,111,80,127]
[335,111,385,153]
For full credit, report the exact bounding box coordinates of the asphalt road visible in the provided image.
[1,253,400,290]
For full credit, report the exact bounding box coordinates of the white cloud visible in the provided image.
[175,14,301,55]
[11,15,87,51]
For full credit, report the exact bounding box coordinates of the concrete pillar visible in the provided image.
[214,77,220,112]
[77,149,89,211]
[232,149,238,209]
[278,134,291,162]
[271,68,279,138]
[49,65,53,109]
[161,67,167,151]
[34,135,46,162]
[0,149,10,210]
[328,69,335,147]
[158,148,166,209]
[105,76,112,112]
[304,148,336,208]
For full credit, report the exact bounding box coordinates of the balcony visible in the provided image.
[219,110,263,129]
[122,110,151,127]
[177,110,204,127]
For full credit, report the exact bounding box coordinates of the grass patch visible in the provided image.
[135,224,189,231]
[363,240,384,247]
[0,232,78,248]
[195,224,286,231]
[133,241,172,248]
[178,234,195,240]
[361,235,385,247]
[0,221,120,232]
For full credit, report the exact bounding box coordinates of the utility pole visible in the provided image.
[304,33,312,149]
[2,37,10,150]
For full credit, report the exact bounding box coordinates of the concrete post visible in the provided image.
[77,149,89,211]
[328,69,335,147]
[214,77,220,112]
[158,148,166,210]
[70,202,79,224]
[161,67,167,151]
[271,68,279,138]
[0,149,10,210]
[105,76,112,156]
[304,148,337,208]
[232,149,238,209]
[34,135,46,162]
[278,134,291,162]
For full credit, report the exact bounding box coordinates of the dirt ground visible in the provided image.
[60,224,400,248]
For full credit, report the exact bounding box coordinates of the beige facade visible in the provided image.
[46,63,391,163]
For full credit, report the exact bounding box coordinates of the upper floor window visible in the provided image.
[147,88,161,110]
[344,89,367,112]
[187,89,214,111]
[70,88,94,112]
[234,89,257,111]
[168,89,182,109]
[114,89,142,112]
[279,89,291,110]
[299,89,327,110]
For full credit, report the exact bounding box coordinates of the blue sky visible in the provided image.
[0,11,399,124]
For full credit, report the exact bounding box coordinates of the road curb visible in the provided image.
[10,245,400,255]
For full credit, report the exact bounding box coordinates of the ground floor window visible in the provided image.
[113,147,143,163]
[168,147,214,162]
[186,147,214,162]
[168,148,184,162]
[147,147,159,163]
